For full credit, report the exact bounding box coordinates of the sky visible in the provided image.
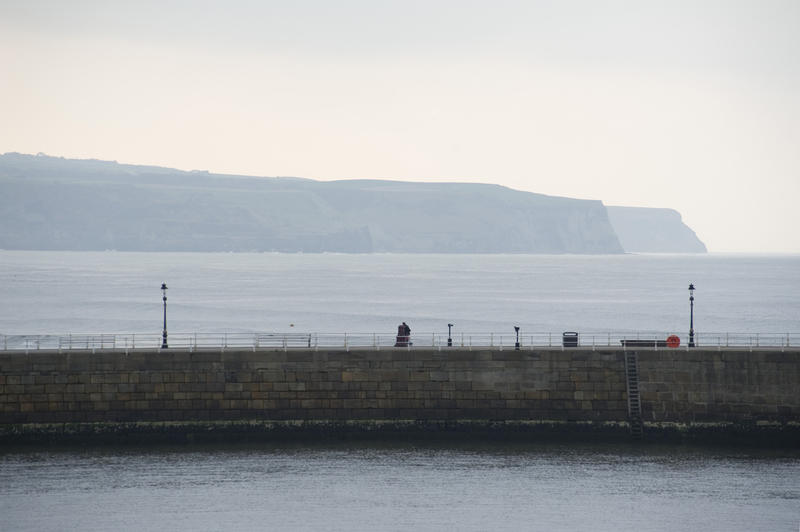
[1,0,799,252]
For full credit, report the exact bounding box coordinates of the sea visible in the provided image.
[1,251,799,531]
[1,251,799,338]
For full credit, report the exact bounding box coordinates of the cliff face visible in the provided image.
[318,180,622,253]
[0,153,627,253]
[607,206,707,253]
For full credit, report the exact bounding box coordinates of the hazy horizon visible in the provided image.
[2,1,798,252]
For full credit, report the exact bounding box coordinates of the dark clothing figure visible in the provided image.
[395,321,411,347]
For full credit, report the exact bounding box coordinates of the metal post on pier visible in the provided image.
[161,283,168,349]
[688,283,695,348]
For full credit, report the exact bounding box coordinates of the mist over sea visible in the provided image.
[0,251,798,337]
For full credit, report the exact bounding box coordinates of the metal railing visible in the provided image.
[1,331,798,351]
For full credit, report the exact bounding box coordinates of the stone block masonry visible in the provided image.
[636,349,800,423]
[0,348,798,442]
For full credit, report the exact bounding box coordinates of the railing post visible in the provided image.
[490,333,494,347]
[548,332,552,347]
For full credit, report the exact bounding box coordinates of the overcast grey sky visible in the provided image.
[2,0,798,252]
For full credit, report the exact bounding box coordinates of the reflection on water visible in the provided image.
[1,442,798,531]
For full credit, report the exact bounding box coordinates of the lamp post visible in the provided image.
[447,323,453,347]
[688,283,695,347]
[514,326,520,351]
[161,282,168,349]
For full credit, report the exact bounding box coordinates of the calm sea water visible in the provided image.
[1,442,798,532]
[0,251,798,336]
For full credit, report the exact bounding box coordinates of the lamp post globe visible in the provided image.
[688,283,695,348]
[161,283,168,349]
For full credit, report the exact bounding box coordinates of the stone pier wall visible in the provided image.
[0,348,797,436]
[637,349,799,422]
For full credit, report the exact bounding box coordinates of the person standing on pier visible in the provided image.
[395,321,411,347]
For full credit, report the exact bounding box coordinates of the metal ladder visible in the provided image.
[624,352,644,440]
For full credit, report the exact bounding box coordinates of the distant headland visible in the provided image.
[0,152,706,254]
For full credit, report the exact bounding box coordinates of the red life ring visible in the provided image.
[666,335,680,348]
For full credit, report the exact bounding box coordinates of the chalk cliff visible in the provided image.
[607,206,707,253]
[0,152,708,254]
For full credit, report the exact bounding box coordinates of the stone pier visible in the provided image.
[1,348,798,444]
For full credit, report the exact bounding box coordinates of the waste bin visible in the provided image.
[562,331,579,347]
